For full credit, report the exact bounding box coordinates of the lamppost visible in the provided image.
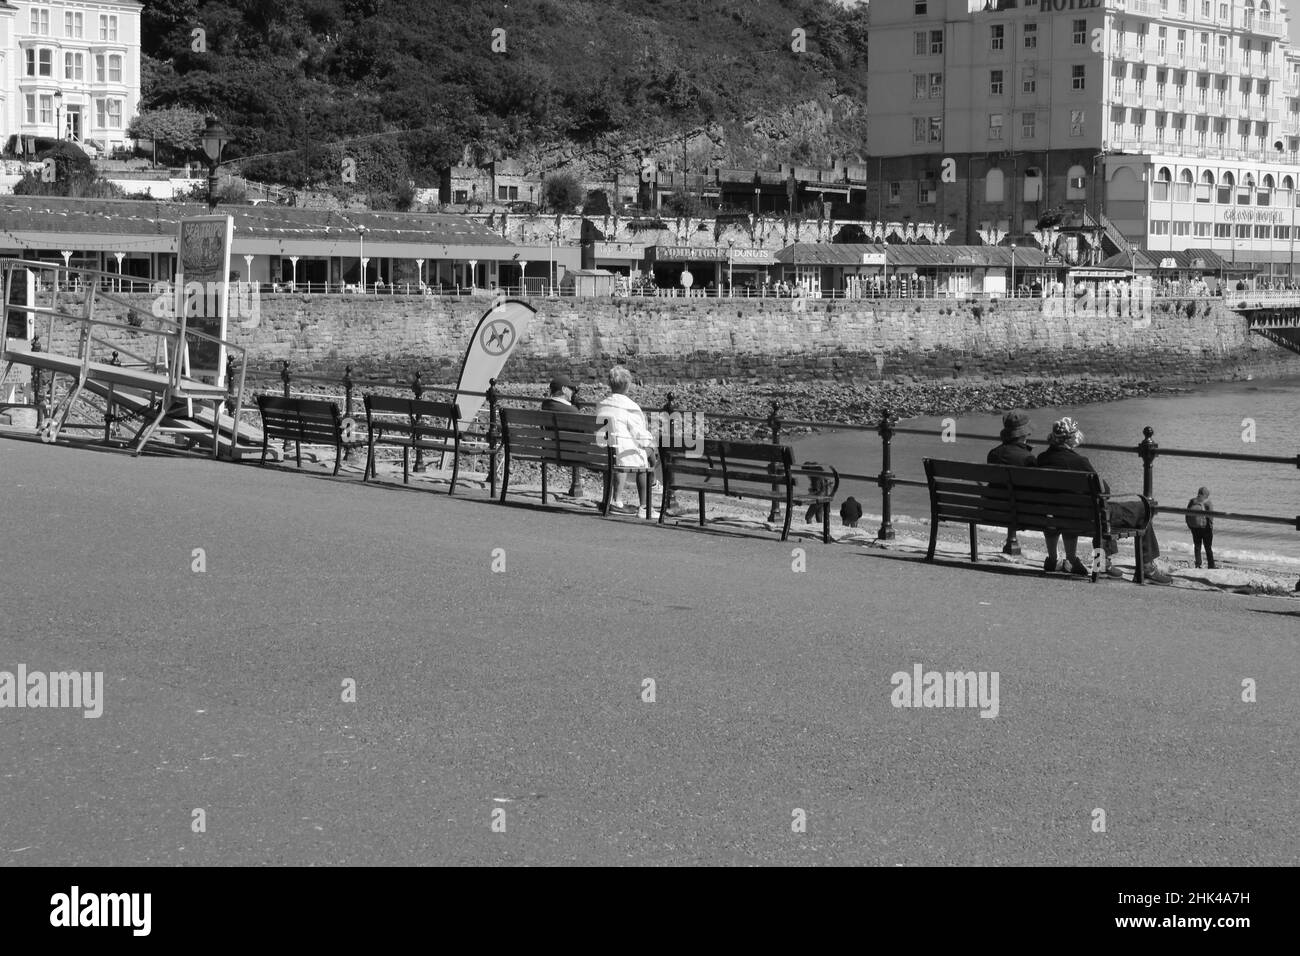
[114,252,124,292]
[289,255,299,290]
[355,225,368,292]
[201,117,230,213]
[53,90,62,141]
[1010,242,1016,297]
[727,238,735,296]
[548,232,555,296]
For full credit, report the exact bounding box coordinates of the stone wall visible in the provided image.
[43,290,1300,387]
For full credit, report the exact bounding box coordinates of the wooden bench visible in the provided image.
[255,396,344,475]
[922,459,1152,582]
[659,440,840,542]
[362,395,465,492]
[498,407,615,513]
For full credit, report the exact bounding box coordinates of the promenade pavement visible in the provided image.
[1,435,1297,866]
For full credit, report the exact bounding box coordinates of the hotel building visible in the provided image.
[867,0,1300,272]
[0,0,142,154]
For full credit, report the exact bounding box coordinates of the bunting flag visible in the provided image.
[454,297,537,433]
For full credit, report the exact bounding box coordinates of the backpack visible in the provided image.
[1185,498,1208,529]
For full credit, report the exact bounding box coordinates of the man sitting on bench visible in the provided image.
[1034,417,1172,585]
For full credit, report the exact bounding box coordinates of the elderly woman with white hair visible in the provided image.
[1035,417,1171,584]
[594,364,656,516]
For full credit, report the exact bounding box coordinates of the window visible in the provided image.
[1275,226,1290,240]
[1070,109,1085,137]
[99,14,118,41]
[34,49,52,77]
[928,116,942,142]
[1132,109,1145,138]
[1259,174,1273,206]
[1024,23,1037,49]
[930,30,943,55]
[1176,169,1193,201]
[1072,65,1086,91]
[887,182,902,204]
[1066,166,1087,200]
[1024,168,1042,202]
[1238,174,1252,205]
[915,75,927,100]
[991,25,1004,51]
[1150,220,1170,235]
[1214,224,1231,238]
[108,55,122,83]
[1174,221,1190,236]
[1158,27,1167,56]
[1234,224,1250,239]
[930,73,943,98]
[1073,19,1087,44]
[30,7,50,35]
[95,54,104,82]
[39,94,52,125]
[24,94,35,125]
[1195,222,1211,237]
[64,52,83,81]
[990,70,1004,96]
[913,117,927,144]
[499,186,509,201]
[1021,112,1036,139]
[1154,167,1172,201]
[107,99,122,129]
[65,11,83,38]
[989,113,1004,140]
[919,172,937,205]
[1022,67,1036,94]
[915,0,927,13]
[1155,112,1167,141]
[95,98,106,129]
[1254,225,1270,238]
[915,32,927,56]
[986,168,1004,202]
[454,190,468,203]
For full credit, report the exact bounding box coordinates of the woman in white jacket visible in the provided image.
[595,365,655,515]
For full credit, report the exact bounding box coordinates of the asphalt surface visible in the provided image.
[1,434,1297,866]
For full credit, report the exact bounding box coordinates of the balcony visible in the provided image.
[1225,103,1240,119]
[1123,92,1141,108]
[1143,94,1159,109]
[1122,46,1141,62]
[1266,108,1280,123]
[1268,65,1282,82]
[1129,0,1157,16]
[1145,48,1163,66]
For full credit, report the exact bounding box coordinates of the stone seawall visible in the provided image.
[46,291,1300,386]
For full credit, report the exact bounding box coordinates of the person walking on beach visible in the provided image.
[1186,486,1216,569]
[594,365,655,516]
[1035,417,1172,584]
[541,372,583,497]
[987,411,1036,561]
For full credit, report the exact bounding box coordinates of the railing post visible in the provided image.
[1138,425,1158,499]
[411,370,425,472]
[30,335,45,428]
[341,365,355,460]
[225,355,237,416]
[104,350,120,442]
[662,391,679,509]
[877,408,897,540]
[280,360,293,458]
[767,401,782,523]
[487,377,500,499]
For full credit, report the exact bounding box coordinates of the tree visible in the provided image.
[13,142,123,198]
[541,171,584,213]
[127,106,207,165]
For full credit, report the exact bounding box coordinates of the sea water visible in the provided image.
[793,376,1300,572]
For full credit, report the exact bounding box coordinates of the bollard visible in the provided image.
[877,408,897,540]
[767,401,782,523]
[411,371,425,472]
[486,378,500,499]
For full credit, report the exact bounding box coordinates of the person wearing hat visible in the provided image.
[541,372,583,497]
[1185,486,1216,569]
[1035,417,1172,584]
[987,411,1037,559]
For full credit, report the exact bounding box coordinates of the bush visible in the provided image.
[541,171,584,212]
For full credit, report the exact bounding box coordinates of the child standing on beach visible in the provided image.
[1186,486,1216,569]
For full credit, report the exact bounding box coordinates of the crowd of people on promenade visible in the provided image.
[986,412,1219,584]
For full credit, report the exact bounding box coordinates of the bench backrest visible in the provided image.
[257,395,341,444]
[364,395,462,439]
[500,406,613,470]
[924,458,1106,535]
[665,439,795,496]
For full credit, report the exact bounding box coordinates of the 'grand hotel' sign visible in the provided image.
[1221,208,1289,224]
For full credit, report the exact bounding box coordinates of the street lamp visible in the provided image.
[1010,242,1017,297]
[548,232,555,296]
[355,225,368,292]
[53,90,63,141]
[727,238,735,296]
[201,117,231,213]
